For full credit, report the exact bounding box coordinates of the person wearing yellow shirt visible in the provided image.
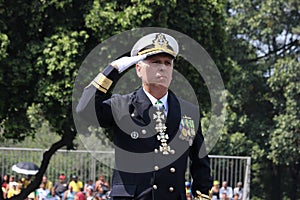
[7,182,20,198]
[22,175,33,189]
[42,175,53,190]
[68,175,83,193]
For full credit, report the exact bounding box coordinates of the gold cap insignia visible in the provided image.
[153,33,169,50]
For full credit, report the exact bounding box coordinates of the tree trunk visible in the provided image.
[271,165,282,200]
[290,164,300,200]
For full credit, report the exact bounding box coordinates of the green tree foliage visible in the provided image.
[0,0,228,140]
[0,0,90,141]
[267,57,300,199]
[221,0,300,199]
[0,0,228,198]
[3,0,298,199]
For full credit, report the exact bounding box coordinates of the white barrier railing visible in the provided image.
[0,147,250,199]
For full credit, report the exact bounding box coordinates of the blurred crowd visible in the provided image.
[1,174,110,200]
[2,173,244,200]
[185,180,244,200]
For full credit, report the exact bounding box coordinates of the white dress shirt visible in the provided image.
[143,88,168,115]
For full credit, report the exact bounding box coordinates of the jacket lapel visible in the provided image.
[166,90,181,136]
[130,88,152,125]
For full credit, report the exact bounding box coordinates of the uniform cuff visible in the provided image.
[92,65,119,93]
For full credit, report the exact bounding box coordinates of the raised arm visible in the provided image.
[76,54,149,127]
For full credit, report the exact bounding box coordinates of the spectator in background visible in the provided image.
[84,179,95,193]
[219,181,233,200]
[27,191,35,200]
[17,180,23,191]
[101,181,110,196]
[22,175,33,189]
[1,174,9,199]
[54,174,68,199]
[7,181,20,198]
[36,182,50,200]
[63,185,76,200]
[43,175,53,190]
[233,193,240,200]
[69,175,83,193]
[95,183,105,199]
[8,175,16,189]
[220,191,229,200]
[185,181,192,199]
[86,186,94,200]
[233,181,243,200]
[94,175,105,191]
[46,187,60,200]
[94,175,110,199]
[75,188,85,200]
[211,180,220,200]
[2,174,9,190]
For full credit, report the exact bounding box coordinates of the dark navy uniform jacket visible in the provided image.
[76,65,212,200]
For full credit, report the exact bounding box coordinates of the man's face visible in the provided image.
[136,53,173,90]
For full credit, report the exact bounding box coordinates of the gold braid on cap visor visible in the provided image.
[137,47,177,57]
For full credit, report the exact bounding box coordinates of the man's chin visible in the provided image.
[151,83,169,89]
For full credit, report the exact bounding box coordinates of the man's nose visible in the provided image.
[158,63,167,70]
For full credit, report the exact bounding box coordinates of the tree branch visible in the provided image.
[240,39,299,64]
[9,138,67,200]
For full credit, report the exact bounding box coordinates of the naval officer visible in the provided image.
[76,32,212,200]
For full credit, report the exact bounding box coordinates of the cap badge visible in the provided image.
[153,33,169,50]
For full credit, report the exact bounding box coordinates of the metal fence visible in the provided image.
[0,147,250,199]
[209,155,251,200]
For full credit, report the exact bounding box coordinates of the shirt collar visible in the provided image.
[143,88,168,112]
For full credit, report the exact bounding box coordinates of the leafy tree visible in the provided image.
[222,0,300,199]
[268,57,300,200]
[0,0,229,199]
[0,0,90,199]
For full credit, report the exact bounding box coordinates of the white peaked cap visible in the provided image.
[130,33,179,58]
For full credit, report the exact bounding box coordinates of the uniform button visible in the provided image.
[153,185,158,190]
[170,167,175,173]
[130,131,139,139]
[154,165,159,171]
[154,149,159,153]
[131,113,135,117]
[169,187,174,192]
[141,129,147,134]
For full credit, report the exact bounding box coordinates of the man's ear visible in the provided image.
[135,61,142,78]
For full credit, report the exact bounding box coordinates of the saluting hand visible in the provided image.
[111,55,147,73]
[111,51,160,73]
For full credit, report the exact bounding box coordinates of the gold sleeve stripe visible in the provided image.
[93,73,113,90]
[91,81,108,93]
